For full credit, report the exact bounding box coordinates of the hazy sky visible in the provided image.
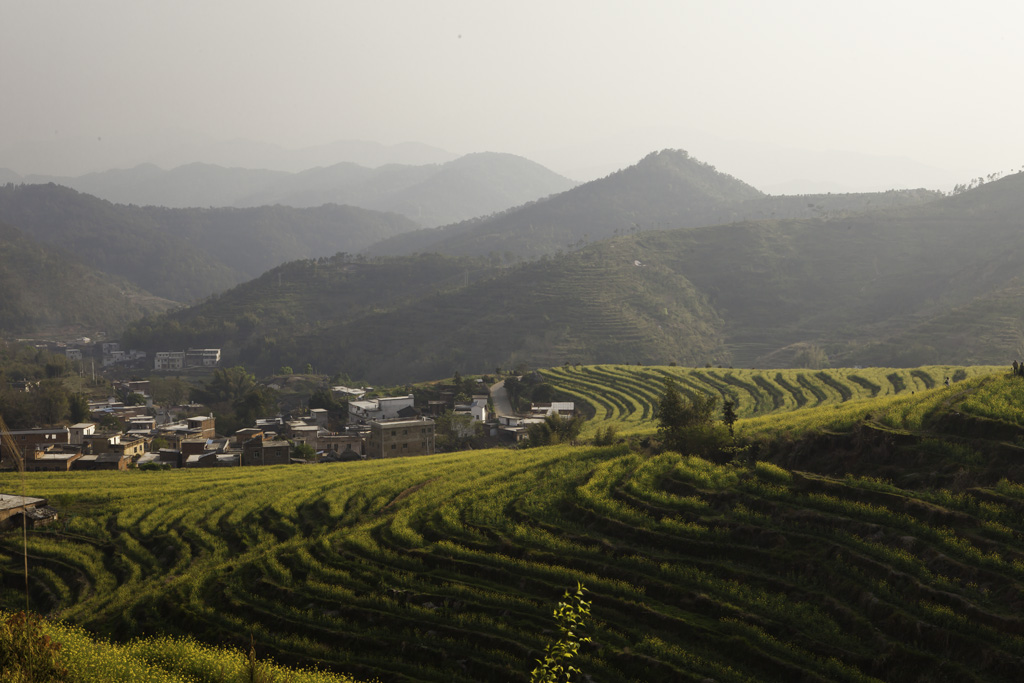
[4,0,1023,190]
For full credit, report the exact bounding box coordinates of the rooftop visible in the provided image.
[0,494,46,512]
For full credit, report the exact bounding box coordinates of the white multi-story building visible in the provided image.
[154,351,186,371]
[186,348,221,367]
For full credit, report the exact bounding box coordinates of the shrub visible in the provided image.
[0,611,68,683]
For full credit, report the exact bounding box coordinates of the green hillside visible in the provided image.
[52,152,1024,376]
[0,183,418,302]
[8,369,1024,681]
[122,250,726,383]
[620,172,1024,367]
[539,364,997,436]
[0,220,174,335]
[123,162,1024,379]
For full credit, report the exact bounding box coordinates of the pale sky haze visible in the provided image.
[3,0,1022,191]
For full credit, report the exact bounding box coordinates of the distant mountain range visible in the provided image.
[6,152,577,228]
[366,150,941,260]
[0,184,419,302]
[4,146,1021,376]
[119,156,1024,382]
[0,135,458,177]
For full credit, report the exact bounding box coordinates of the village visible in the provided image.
[1,342,577,475]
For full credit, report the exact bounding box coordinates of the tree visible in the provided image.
[656,378,725,456]
[309,388,343,413]
[527,413,584,447]
[150,377,189,406]
[794,344,829,369]
[435,410,477,451]
[722,399,738,437]
[68,393,90,423]
[193,366,256,405]
[35,381,68,425]
[122,391,147,406]
[292,442,316,461]
[235,386,276,426]
[504,375,522,411]
[593,425,618,446]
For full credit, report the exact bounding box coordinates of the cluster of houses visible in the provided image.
[63,341,148,368]
[59,342,221,371]
[1,374,575,475]
[19,338,220,372]
[2,389,442,472]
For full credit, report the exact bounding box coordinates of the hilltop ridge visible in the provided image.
[365,149,939,259]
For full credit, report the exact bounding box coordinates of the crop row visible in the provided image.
[539,364,999,435]
[4,436,1024,682]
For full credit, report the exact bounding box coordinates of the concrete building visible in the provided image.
[241,437,291,466]
[366,417,435,459]
[186,415,216,439]
[309,408,329,429]
[73,453,131,471]
[5,428,70,458]
[68,423,96,445]
[154,351,186,371]
[24,447,83,472]
[185,348,221,367]
[319,432,364,457]
[530,402,576,418]
[349,394,417,423]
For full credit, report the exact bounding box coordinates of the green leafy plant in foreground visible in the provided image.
[530,583,592,683]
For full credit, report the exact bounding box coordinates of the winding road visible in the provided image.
[489,379,515,418]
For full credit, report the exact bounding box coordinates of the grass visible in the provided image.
[2,366,1023,682]
[539,364,1000,437]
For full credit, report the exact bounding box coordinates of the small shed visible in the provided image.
[0,494,59,531]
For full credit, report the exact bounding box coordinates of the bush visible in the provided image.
[0,611,68,683]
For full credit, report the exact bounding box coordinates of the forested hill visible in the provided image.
[604,169,1024,368]
[365,149,940,260]
[0,183,418,302]
[123,170,1024,380]
[15,152,577,228]
[0,220,174,334]
[121,251,726,383]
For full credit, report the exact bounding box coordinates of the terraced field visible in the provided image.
[5,374,1024,682]
[539,365,1000,435]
